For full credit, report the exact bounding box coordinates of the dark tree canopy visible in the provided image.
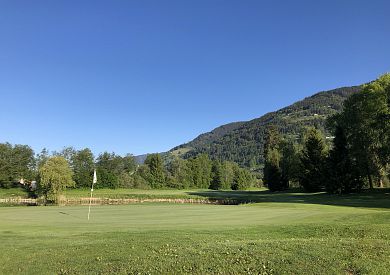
[263,126,283,191]
[299,128,327,192]
[144,153,166,188]
[328,74,390,189]
[72,148,95,188]
[0,143,34,188]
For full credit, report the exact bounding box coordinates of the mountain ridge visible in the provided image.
[169,84,363,168]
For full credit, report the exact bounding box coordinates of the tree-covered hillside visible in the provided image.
[171,85,362,168]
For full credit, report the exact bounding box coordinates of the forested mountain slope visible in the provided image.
[170,85,362,168]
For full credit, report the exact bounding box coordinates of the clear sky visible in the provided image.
[1,0,389,156]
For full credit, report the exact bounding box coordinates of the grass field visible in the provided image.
[64,188,212,199]
[0,187,27,198]
[0,189,389,274]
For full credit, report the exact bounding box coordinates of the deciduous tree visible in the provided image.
[72,148,94,188]
[39,156,74,202]
[0,143,34,188]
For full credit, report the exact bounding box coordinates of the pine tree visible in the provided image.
[263,126,283,191]
[299,128,327,192]
[264,149,282,191]
[144,154,166,188]
[189,154,212,188]
[210,161,223,190]
[232,167,254,190]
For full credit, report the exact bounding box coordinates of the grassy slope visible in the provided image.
[0,188,212,200]
[0,190,389,274]
[63,188,212,199]
[0,187,27,198]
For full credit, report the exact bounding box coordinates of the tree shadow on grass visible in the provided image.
[187,188,390,209]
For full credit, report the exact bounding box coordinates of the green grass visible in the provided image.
[0,190,389,274]
[0,187,28,199]
[63,188,211,200]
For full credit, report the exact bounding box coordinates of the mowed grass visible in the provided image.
[0,191,389,274]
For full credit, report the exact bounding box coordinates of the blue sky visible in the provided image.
[0,0,389,156]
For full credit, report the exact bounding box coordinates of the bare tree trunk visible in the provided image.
[368,173,374,189]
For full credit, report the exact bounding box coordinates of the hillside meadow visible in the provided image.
[0,189,389,274]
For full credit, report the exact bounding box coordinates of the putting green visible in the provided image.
[0,198,389,274]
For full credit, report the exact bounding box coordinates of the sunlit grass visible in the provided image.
[0,190,389,274]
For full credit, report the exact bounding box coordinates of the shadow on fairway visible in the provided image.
[187,188,390,209]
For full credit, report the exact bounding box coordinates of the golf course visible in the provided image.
[2,1,390,274]
[1,189,389,274]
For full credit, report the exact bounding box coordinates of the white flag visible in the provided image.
[89,169,97,221]
[93,169,97,184]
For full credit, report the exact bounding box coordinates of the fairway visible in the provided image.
[1,194,389,274]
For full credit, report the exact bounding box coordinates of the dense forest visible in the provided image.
[170,85,362,169]
[263,74,390,192]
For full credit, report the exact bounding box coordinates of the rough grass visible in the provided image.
[63,188,211,200]
[0,189,389,274]
[0,187,27,198]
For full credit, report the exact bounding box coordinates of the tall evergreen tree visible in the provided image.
[263,126,283,191]
[232,166,254,190]
[299,127,327,192]
[210,160,223,190]
[189,154,212,188]
[144,153,166,188]
[264,149,283,191]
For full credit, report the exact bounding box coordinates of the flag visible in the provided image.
[93,169,97,184]
[88,169,97,220]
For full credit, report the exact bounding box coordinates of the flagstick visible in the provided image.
[87,185,94,221]
[88,169,97,221]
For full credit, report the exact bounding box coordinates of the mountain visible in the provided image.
[169,85,362,168]
[134,154,148,165]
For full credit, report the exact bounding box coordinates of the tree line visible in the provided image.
[263,74,390,193]
[0,143,257,201]
[134,153,256,190]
